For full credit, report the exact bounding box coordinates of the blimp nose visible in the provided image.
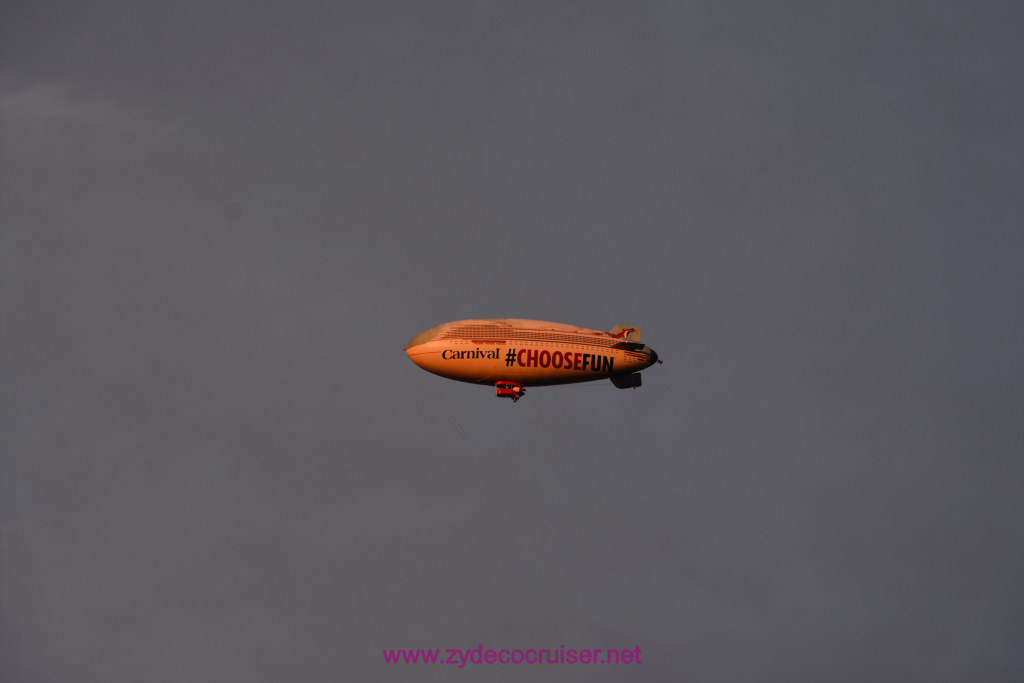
[406,323,446,351]
[405,343,428,372]
[405,326,439,366]
[646,347,660,367]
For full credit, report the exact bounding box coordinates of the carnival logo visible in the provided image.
[442,348,501,360]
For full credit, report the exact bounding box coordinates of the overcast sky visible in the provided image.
[2,2,1022,682]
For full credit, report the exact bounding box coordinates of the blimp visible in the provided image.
[405,318,660,402]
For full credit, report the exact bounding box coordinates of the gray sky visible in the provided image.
[2,2,1022,681]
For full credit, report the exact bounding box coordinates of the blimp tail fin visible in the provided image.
[610,325,641,341]
[610,372,642,389]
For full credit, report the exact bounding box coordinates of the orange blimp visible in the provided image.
[405,318,660,402]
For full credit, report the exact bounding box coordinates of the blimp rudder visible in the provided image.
[610,325,641,341]
[610,373,643,389]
